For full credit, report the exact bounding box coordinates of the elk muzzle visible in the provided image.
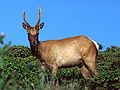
[28,33,39,46]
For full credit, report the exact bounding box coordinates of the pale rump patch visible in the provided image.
[91,39,99,50]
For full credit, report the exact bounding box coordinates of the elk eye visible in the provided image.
[27,26,31,29]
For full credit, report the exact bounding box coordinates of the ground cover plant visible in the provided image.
[0,36,120,90]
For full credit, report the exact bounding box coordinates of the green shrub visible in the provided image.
[1,45,120,90]
[2,45,45,89]
[87,46,120,90]
[4,45,32,58]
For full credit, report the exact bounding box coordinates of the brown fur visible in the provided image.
[22,8,98,81]
[38,35,98,78]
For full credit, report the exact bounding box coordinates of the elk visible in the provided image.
[22,8,100,82]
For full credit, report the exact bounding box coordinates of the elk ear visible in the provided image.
[39,22,44,29]
[22,22,27,29]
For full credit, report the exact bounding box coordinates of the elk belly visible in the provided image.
[56,51,82,67]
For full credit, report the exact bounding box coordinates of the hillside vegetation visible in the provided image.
[0,40,120,89]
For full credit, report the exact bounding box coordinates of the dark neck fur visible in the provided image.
[28,34,40,57]
[30,42,39,56]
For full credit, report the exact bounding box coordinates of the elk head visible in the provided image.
[22,8,44,46]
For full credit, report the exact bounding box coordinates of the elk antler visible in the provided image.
[35,8,41,26]
[23,12,30,26]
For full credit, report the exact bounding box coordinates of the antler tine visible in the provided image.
[23,12,30,26]
[35,8,41,26]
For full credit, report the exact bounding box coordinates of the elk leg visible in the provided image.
[51,65,57,86]
[84,57,98,76]
[80,65,91,78]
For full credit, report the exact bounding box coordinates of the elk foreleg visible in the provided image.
[51,65,58,86]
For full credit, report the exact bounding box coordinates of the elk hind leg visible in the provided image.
[83,56,98,76]
[80,65,91,78]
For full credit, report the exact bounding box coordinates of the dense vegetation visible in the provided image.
[0,36,120,90]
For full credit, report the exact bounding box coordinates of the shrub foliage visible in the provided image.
[0,45,120,89]
[2,45,45,89]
